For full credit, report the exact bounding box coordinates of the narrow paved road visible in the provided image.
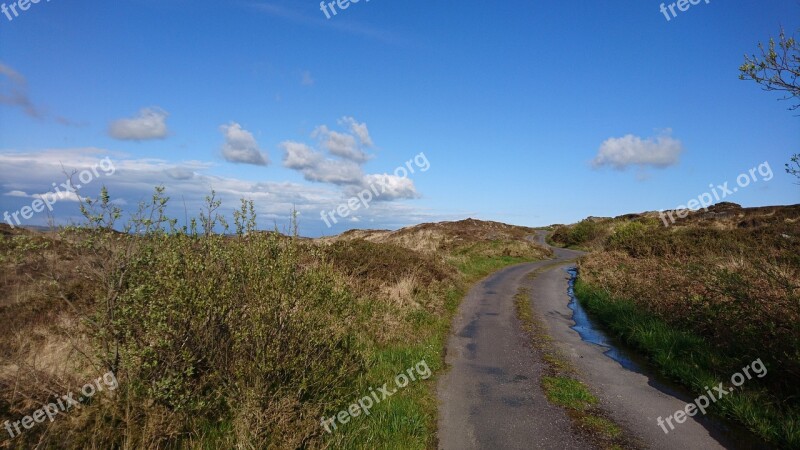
[437,233,736,450]
[436,238,586,449]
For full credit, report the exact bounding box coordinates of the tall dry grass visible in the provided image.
[5,187,535,449]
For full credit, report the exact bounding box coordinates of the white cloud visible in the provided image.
[339,116,373,147]
[282,142,318,169]
[5,189,85,203]
[0,149,334,227]
[281,118,421,201]
[313,125,371,163]
[592,131,683,170]
[282,141,363,184]
[109,107,169,141]
[220,122,269,166]
[0,148,442,234]
[355,174,419,200]
[34,190,85,202]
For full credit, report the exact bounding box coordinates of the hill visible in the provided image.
[553,202,800,446]
[0,216,551,449]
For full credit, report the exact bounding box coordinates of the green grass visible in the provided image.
[513,286,633,449]
[542,376,598,411]
[581,415,623,439]
[327,252,544,449]
[575,280,800,448]
[325,342,441,450]
[456,255,530,281]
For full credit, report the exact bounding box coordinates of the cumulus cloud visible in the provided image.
[0,149,323,221]
[281,117,420,202]
[280,118,421,201]
[355,173,419,200]
[219,122,269,166]
[340,116,373,147]
[592,131,683,170]
[312,125,372,163]
[282,141,363,184]
[109,107,170,141]
[0,148,440,233]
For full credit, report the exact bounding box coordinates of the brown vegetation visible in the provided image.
[0,201,548,449]
[553,203,800,422]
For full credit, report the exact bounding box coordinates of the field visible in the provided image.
[551,202,800,446]
[0,194,550,449]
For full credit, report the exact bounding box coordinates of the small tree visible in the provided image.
[739,28,800,111]
[788,154,800,183]
[740,28,800,184]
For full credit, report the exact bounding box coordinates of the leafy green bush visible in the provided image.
[604,221,650,256]
[39,190,368,448]
[551,219,601,248]
[109,233,363,446]
[326,239,454,287]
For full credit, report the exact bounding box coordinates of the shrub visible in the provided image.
[23,190,369,449]
[605,221,651,257]
[551,219,602,248]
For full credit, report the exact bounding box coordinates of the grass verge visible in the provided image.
[455,255,531,281]
[575,279,800,448]
[514,279,636,450]
[325,252,544,449]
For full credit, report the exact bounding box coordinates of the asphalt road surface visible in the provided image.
[437,233,736,450]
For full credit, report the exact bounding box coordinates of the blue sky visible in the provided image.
[0,0,798,236]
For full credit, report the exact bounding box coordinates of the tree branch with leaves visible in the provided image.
[740,28,800,184]
[787,154,800,184]
[740,28,800,111]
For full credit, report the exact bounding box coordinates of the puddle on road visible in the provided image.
[564,267,770,450]
[566,267,641,372]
